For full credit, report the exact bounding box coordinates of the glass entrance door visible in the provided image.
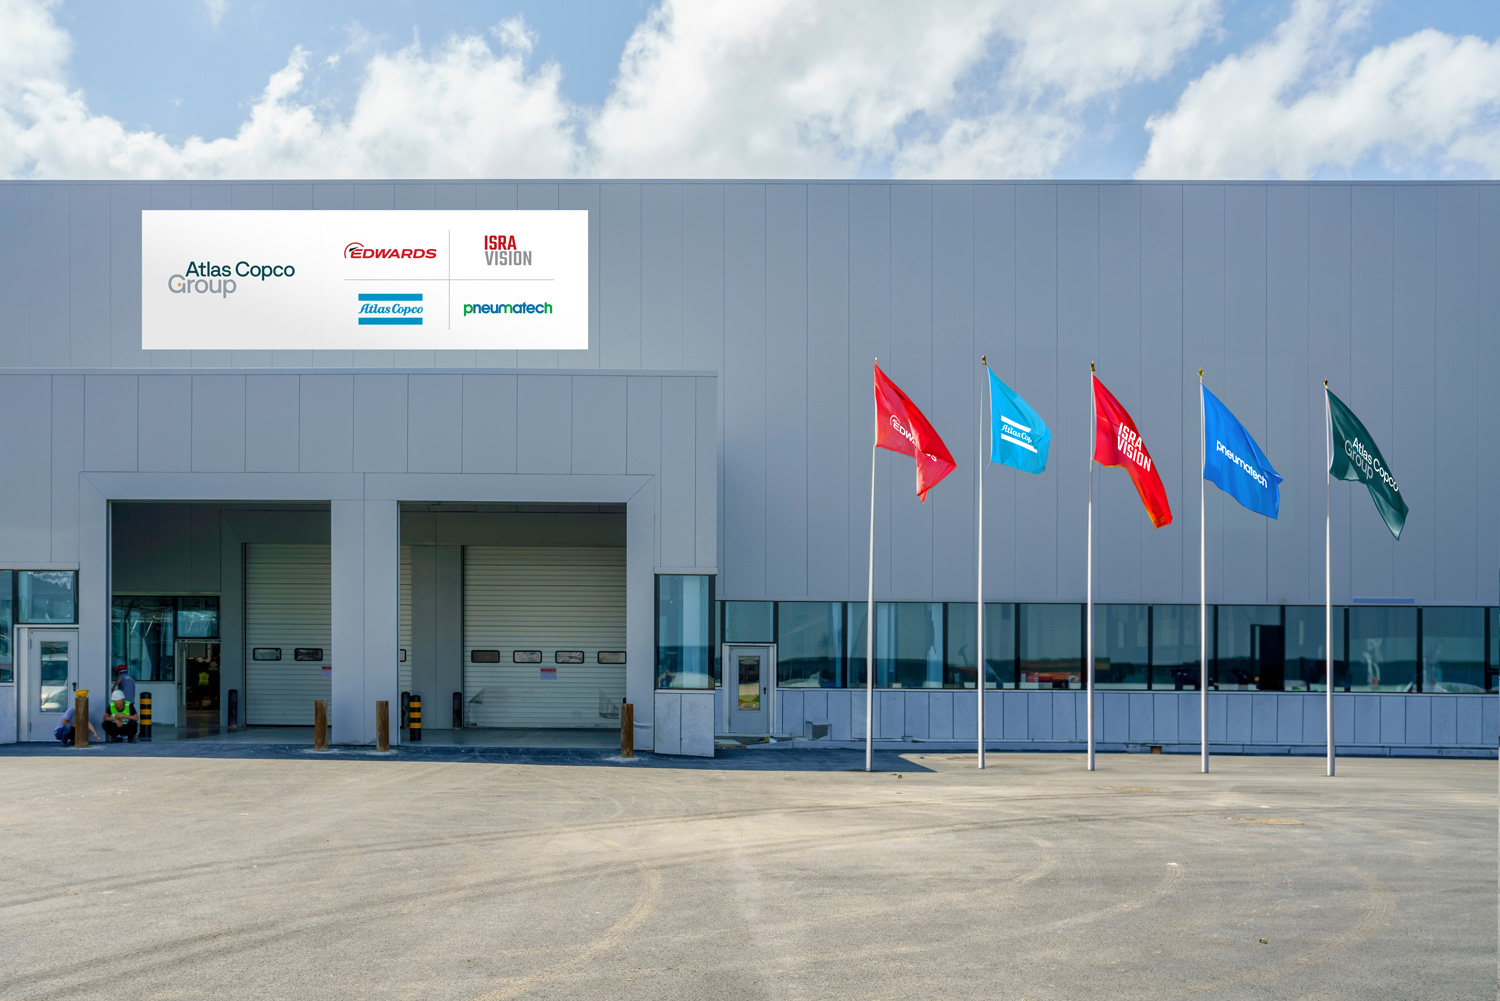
[23,629,79,742]
[177,640,222,730]
[726,645,773,734]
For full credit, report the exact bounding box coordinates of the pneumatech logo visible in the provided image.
[358,293,423,325]
[345,242,437,260]
[462,302,553,316]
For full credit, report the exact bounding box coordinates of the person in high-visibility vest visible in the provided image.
[103,690,139,743]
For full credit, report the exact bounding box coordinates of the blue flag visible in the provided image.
[1202,384,1281,518]
[988,369,1049,474]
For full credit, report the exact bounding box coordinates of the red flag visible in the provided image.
[1092,374,1172,529]
[874,364,956,502]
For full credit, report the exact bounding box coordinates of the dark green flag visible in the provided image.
[1326,387,1408,540]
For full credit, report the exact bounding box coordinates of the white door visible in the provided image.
[725,645,774,734]
[22,629,79,742]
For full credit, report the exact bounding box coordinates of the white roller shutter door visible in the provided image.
[399,545,412,695]
[244,544,332,726]
[463,546,625,729]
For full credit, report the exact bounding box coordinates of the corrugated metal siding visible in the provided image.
[399,545,412,695]
[244,544,331,725]
[462,546,626,728]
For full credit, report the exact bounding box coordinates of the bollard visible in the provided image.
[376,700,390,752]
[408,694,422,742]
[620,701,634,758]
[314,699,328,750]
[74,691,89,748]
[453,691,463,729]
[227,689,239,732]
[139,691,153,741]
[400,692,410,733]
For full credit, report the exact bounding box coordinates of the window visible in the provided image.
[251,648,281,662]
[657,575,713,689]
[846,602,942,688]
[1422,607,1485,693]
[1215,606,1281,690]
[777,602,843,688]
[177,597,219,638]
[1282,607,1343,692]
[111,596,176,682]
[293,648,324,662]
[724,601,773,643]
[945,603,1016,689]
[1094,605,1150,689]
[1346,606,1419,692]
[1019,604,1082,689]
[1151,605,1201,690]
[1491,608,1499,692]
[18,570,76,624]
[0,571,11,683]
[597,651,626,665]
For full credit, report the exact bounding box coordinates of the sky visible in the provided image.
[3,0,1499,180]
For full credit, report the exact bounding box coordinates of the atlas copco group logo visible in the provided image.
[344,242,437,260]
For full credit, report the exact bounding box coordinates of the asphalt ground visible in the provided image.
[0,745,1493,1000]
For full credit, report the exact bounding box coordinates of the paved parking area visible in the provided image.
[0,747,1492,1000]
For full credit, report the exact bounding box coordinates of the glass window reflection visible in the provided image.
[1283,607,1345,692]
[1151,605,1201,690]
[1094,605,1149,689]
[724,602,773,643]
[1019,604,1082,689]
[945,603,1016,689]
[1215,606,1281,690]
[777,602,843,688]
[111,596,176,682]
[1422,607,1485,693]
[1347,606,1419,692]
[0,570,11,683]
[18,570,76,624]
[656,576,713,689]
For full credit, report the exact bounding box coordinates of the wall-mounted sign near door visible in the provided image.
[142,210,588,351]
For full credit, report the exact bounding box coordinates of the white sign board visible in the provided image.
[142,210,588,350]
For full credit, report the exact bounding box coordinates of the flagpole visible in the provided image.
[977,357,987,769]
[1325,380,1334,778]
[1087,363,1096,772]
[1199,370,1208,774]
[866,359,878,774]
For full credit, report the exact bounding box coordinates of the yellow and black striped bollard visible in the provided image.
[408,694,421,742]
[139,691,152,741]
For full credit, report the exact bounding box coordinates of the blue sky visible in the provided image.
[6,0,1500,180]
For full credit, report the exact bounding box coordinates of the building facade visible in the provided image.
[0,180,1496,755]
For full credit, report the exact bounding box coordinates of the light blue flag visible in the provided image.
[1202,384,1281,518]
[988,368,1049,474]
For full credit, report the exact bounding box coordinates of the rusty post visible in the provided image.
[376,700,390,752]
[74,691,89,748]
[620,701,634,758]
[314,699,328,750]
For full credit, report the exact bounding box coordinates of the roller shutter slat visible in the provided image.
[244,544,332,726]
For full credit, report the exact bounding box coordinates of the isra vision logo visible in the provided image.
[358,293,423,325]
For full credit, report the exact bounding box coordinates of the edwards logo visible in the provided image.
[344,242,437,260]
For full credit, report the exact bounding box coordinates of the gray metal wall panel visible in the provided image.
[572,374,627,475]
[1481,187,1500,603]
[1013,185,1058,598]
[69,186,112,368]
[695,377,717,569]
[188,185,234,370]
[0,188,26,367]
[436,183,477,210]
[1222,186,1268,602]
[847,185,892,599]
[244,374,299,473]
[976,185,1018,601]
[191,504,221,592]
[1307,187,1353,603]
[600,183,643,370]
[1182,185,1225,603]
[0,376,52,561]
[515,183,561,370]
[930,184,975,601]
[300,374,355,473]
[50,375,84,562]
[150,504,193,589]
[558,182,601,371]
[1390,187,1436,599]
[460,374,518,473]
[137,374,192,472]
[660,377,697,568]
[353,373,407,473]
[515,374,571,474]
[626,376,661,477]
[806,184,850,599]
[1433,186,1480,601]
[1057,186,1099,602]
[84,375,137,471]
[190,374,245,472]
[1350,185,1396,597]
[887,184,933,600]
[407,374,462,474]
[764,184,809,597]
[28,186,70,368]
[722,184,766,597]
[1096,184,1142,603]
[1265,187,1310,603]
[641,184,683,370]
[147,185,193,370]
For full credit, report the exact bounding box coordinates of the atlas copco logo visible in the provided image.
[344,242,437,260]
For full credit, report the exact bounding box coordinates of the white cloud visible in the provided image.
[202,0,228,29]
[0,0,1219,180]
[1138,0,1500,179]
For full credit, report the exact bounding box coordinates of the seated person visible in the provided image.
[102,690,139,743]
[54,705,100,746]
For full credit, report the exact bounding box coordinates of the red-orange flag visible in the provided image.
[874,364,956,502]
[1092,374,1172,529]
